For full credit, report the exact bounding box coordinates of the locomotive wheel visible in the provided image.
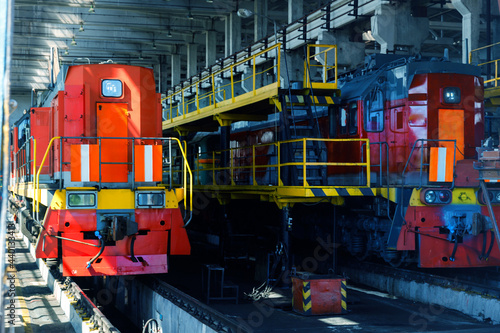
[382,248,406,267]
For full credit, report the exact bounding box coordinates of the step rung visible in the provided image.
[290,125,313,130]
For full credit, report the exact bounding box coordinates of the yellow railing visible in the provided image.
[162,43,281,120]
[170,138,193,221]
[33,136,193,223]
[34,136,60,219]
[304,44,337,89]
[469,42,500,87]
[193,138,371,188]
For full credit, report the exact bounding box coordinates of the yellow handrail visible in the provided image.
[32,136,193,225]
[162,43,281,119]
[470,42,500,88]
[32,138,36,217]
[192,138,371,188]
[304,44,338,89]
[35,136,60,217]
[171,137,193,221]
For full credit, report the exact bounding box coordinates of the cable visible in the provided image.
[130,236,138,262]
[485,230,495,260]
[86,231,105,269]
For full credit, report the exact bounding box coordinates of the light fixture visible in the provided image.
[89,1,95,13]
[236,8,253,18]
[167,29,172,37]
[64,49,69,55]
[79,23,84,32]
[187,10,194,19]
[153,41,157,49]
[138,52,144,60]
[206,0,213,3]
[71,37,77,46]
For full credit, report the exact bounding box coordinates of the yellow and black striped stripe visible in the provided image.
[308,187,375,197]
[341,280,347,314]
[302,281,312,315]
[284,95,336,106]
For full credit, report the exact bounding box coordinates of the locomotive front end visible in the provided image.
[10,64,191,276]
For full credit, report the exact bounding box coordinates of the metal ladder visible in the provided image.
[475,146,500,255]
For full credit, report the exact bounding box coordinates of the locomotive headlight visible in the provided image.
[443,87,461,104]
[424,190,436,204]
[102,79,123,97]
[67,192,97,209]
[438,190,451,203]
[136,191,165,208]
[421,189,452,205]
[477,190,500,205]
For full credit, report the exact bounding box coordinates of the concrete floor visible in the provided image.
[209,283,500,333]
[4,231,74,333]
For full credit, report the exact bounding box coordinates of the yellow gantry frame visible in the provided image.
[162,44,281,122]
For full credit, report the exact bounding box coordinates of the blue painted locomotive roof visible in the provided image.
[338,55,481,102]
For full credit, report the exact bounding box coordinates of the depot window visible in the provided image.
[101,79,123,98]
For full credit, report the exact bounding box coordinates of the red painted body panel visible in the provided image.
[36,206,190,275]
[30,107,52,175]
[399,204,500,267]
[47,65,163,181]
[62,255,168,276]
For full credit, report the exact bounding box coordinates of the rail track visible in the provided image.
[341,260,500,300]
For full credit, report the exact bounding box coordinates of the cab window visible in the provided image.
[340,107,347,135]
[364,89,384,132]
[348,102,358,135]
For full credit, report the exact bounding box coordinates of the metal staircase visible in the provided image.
[279,88,328,186]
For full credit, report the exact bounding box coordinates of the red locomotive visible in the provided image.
[331,54,495,268]
[9,63,191,276]
[191,53,500,269]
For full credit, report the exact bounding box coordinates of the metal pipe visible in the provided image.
[480,181,500,255]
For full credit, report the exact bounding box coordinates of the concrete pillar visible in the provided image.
[206,30,217,68]
[228,12,241,55]
[281,205,291,286]
[280,51,302,87]
[171,53,181,87]
[452,0,482,64]
[254,0,268,42]
[224,16,230,57]
[371,1,428,54]
[159,55,168,92]
[219,125,231,185]
[288,0,303,23]
[492,1,500,63]
[317,31,365,72]
[187,43,198,78]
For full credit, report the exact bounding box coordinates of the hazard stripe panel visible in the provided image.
[70,144,99,182]
[284,95,336,105]
[134,145,163,182]
[429,147,454,182]
[308,188,375,197]
[302,281,312,315]
[341,280,348,314]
